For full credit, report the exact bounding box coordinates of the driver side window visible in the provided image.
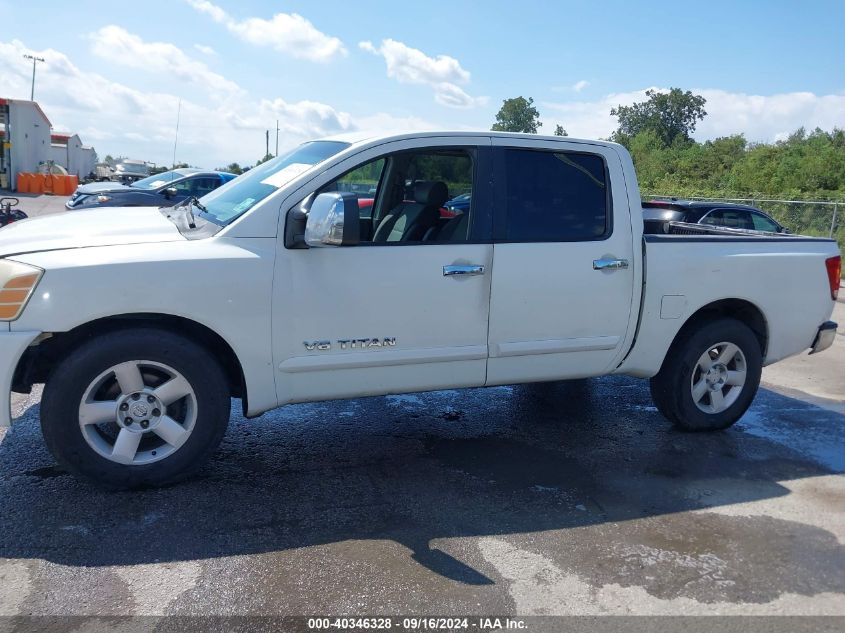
[171,178,193,194]
[317,148,474,244]
[321,159,385,225]
[751,212,779,232]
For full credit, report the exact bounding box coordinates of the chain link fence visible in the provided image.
[644,194,842,246]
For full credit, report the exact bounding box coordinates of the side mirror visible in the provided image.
[164,187,178,198]
[304,192,360,247]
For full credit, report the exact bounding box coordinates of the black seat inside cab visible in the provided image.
[423,210,470,241]
[373,181,448,242]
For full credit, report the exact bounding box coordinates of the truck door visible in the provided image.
[486,138,636,384]
[273,137,494,404]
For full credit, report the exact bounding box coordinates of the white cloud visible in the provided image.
[90,26,239,96]
[359,39,486,109]
[185,0,346,62]
[358,41,378,55]
[185,0,227,23]
[543,87,845,142]
[542,88,648,139]
[355,112,442,134]
[572,80,589,93]
[359,39,469,85]
[433,82,488,109]
[1,38,170,119]
[228,98,354,137]
[0,38,364,167]
[693,89,845,141]
[194,44,217,56]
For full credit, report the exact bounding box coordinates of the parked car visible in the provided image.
[112,160,151,184]
[445,192,471,214]
[65,169,237,210]
[0,131,839,488]
[643,199,790,234]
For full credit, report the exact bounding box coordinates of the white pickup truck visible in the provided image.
[0,132,840,488]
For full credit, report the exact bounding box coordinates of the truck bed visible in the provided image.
[616,232,840,377]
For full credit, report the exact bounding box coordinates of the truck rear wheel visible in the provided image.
[41,328,230,488]
[650,317,762,431]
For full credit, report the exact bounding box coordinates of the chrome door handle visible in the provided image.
[443,264,485,276]
[593,258,629,270]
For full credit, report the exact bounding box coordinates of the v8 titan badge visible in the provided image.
[304,338,396,351]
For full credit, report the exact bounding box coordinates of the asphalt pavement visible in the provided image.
[0,194,843,625]
[1,191,71,218]
[3,376,844,621]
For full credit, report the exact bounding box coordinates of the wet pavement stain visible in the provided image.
[508,513,845,604]
[0,375,843,614]
[21,465,69,480]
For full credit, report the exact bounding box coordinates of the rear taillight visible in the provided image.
[826,256,841,300]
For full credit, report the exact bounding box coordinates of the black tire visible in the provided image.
[41,328,230,489]
[649,317,762,431]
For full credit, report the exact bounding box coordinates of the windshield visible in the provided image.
[131,170,185,190]
[197,140,350,224]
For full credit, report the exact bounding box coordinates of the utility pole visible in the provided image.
[265,129,269,159]
[275,120,279,156]
[23,54,45,101]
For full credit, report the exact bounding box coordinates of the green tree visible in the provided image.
[491,96,542,133]
[256,153,274,166]
[554,124,568,137]
[621,125,845,254]
[225,162,243,175]
[610,88,707,147]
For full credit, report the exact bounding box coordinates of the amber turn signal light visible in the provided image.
[0,260,43,321]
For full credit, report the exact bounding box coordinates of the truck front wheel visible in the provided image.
[41,328,230,488]
[650,317,762,431]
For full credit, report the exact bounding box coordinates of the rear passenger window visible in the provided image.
[503,150,609,241]
[192,178,219,197]
[701,210,753,230]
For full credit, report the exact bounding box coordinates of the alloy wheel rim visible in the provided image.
[690,341,747,414]
[78,360,197,465]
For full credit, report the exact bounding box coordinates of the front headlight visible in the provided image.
[96,195,112,203]
[0,260,43,321]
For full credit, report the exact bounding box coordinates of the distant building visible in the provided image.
[0,98,97,190]
[0,98,51,190]
[50,133,98,180]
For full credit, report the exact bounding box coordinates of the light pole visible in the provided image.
[23,54,45,101]
[172,99,181,169]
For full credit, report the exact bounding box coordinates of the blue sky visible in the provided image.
[2,0,844,167]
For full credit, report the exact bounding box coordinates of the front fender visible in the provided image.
[10,237,279,417]
[0,330,41,426]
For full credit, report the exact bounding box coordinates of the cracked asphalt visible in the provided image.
[0,195,843,625]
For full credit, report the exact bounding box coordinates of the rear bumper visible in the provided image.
[810,321,838,355]
[0,330,41,427]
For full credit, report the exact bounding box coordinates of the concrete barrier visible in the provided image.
[15,173,77,195]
